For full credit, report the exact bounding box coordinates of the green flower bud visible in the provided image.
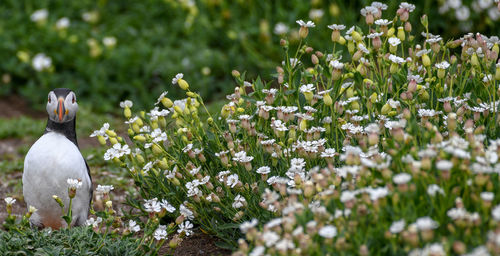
[422,54,431,67]
[161,97,173,108]
[323,94,333,106]
[133,135,146,142]
[97,135,107,145]
[178,78,189,90]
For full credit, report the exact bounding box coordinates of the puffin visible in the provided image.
[23,88,92,229]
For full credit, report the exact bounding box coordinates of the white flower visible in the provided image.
[90,123,110,138]
[30,9,48,22]
[150,128,168,143]
[296,20,315,27]
[318,225,337,238]
[172,73,183,85]
[327,24,346,30]
[330,60,344,69]
[388,54,405,64]
[154,225,167,240]
[300,84,315,93]
[86,217,102,228]
[178,221,194,236]
[144,198,161,213]
[481,192,494,201]
[455,6,470,21]
[492,204,500,221]
[360,6,380,16]
[389,220,405,233]
[393,173,412,185]
[180,204,194,220]
[104,143,131,160]
[240,219,258,233]
[399,2,416,12]
[128,220,140,232]
[415,216,438,230]
[155,91,168,105]
[4,197,16,206]
[232,194,246,209]
[256,166,271,174]
[447,207,467,220]
[273,22,289,35]
[388,37,401,46]
[448,0,462,9]
[226,174,239,188]
[367,32,383,38]
[309,9,324,20]
[375,19,392,26]
[436,160,453,171]
[435,61,450,69]
[281,58,301,68]
[67,179,82,189]
[233,151,253,163]
[32,53,52,71]
[427,184,445,196]
[102,37,117,47]
[262,231,280,247]
[371,2,388,10]
[120,100,133,108]
[160,199,176,213]
[340,191,356,203]
[56,17,70,29]
[249,246,265,256]
[96,185,114,194]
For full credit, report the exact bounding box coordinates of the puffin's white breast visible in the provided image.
[23,132,91,216]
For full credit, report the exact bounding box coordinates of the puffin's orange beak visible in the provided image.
[57,98,65,122]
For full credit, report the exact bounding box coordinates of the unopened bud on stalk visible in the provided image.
[133,135,146,142]
[331,30,340,42]
[123,107,131,119]
[422,54,431,67]
[177,78,189,90]
[338,36,346,45]
[471,53,480,66]
[495,63,500,80]
[347,40,355,54]
[311,54,319,65]
[437,68,446,79]
[387,27,395,37]
[161,97,173,108]
[397,27,405,41]
[420,14,428,27]
[404,22,411,32]
[231,70,240,78]
[109,137,118,145]
[299,26,309,38]
[53,195,64,208]
[352,31,362,42]
[323,94,333,106]
[97,135,107,145]
[152,144,163,155]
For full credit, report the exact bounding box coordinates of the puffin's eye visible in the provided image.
[48,96,51,103]
[72,96,75,104]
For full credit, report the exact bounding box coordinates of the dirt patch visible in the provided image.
[0,138,23,158]
[162,232,232,256]
[0,95,45,119]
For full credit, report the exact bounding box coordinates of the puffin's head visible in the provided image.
[46,88,78,123]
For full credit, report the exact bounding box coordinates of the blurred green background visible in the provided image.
[1,0,499,112]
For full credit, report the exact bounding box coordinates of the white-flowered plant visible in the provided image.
[92,2,500,255]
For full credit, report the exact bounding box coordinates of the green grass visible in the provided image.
[0,227,143,256]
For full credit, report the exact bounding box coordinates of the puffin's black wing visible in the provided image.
[85,160,93,207]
